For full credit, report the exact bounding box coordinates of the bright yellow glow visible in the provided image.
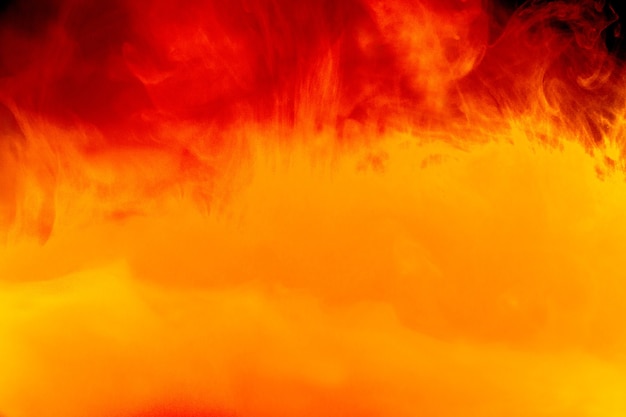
[2,0,626,416]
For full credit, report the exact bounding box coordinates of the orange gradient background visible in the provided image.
[2,0,626,416]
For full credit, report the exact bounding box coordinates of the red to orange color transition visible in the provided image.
[2,0,626,416]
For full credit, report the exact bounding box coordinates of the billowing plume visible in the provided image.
[2,1,626,416]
